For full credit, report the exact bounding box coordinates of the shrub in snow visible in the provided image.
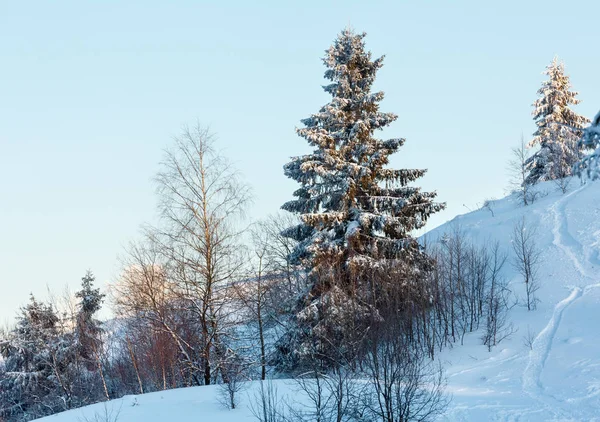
[575,110,600,180]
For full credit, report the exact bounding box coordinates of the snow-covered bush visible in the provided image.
[575,110,600,180]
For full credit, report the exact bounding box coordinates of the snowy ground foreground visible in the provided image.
[37,178,600,421]
[35,382,295,422]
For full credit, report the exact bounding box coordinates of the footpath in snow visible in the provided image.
[436,180,600,421]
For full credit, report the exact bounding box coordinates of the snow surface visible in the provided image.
[429,179,600,421]
[33,382,289,422]
[36,178,600,421]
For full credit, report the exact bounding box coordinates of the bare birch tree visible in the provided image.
[508,135,536,206]
[112,237,202,385]
[153,124,251,385]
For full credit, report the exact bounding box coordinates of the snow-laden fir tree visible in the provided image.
[75,271,110,400]
[525,57,589,184]
[75,270,105,370]
[0,286,110,421]
[0,296,76,421]
[279,28,445,367]
[575,110,600,180]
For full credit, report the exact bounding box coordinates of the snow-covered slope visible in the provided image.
[430,178,600,421]
[36,179,600,422]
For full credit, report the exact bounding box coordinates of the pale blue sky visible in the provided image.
[1,1,598,322]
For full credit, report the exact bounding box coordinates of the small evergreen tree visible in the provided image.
[0,296,75,421]
[75,270,110,400]
[280,28,444,367]
[75,270,105,368]
[525,57,589,184]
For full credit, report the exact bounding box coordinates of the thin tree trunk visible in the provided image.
[127,337,144,395]
[93,346,110,401]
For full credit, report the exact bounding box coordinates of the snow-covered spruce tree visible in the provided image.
[0,296,76,421]
[575,110,600,180]
[279,29,444,368]
[75,270,109,400]
[525,57,589,184]
[75,271,105,367]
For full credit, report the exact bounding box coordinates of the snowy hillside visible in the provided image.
[36,178,600,422]
[431,178,600,421]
